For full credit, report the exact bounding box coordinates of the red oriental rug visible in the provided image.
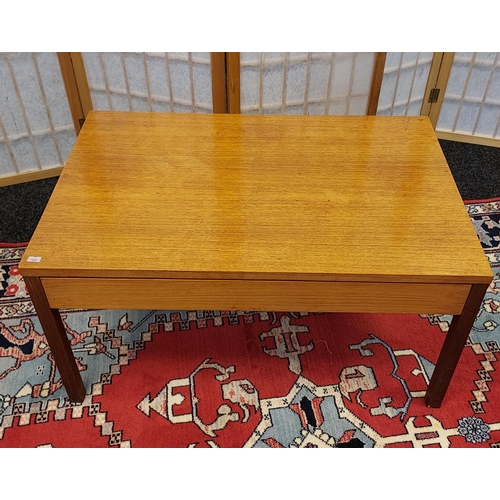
[1,198,500,448]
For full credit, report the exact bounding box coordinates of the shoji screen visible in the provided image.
[377,52,433,116]
[437,52,500,139]
[239,52,376,115]
[82,52,214,113]
[0,52,76,177]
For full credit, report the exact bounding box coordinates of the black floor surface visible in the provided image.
[0,176,58,243]
[0,139,499,243]
[439,140,500,201]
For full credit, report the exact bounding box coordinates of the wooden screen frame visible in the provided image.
[60,52,386,123]
[60,52,230,128]
[427,52,500,148]
[226,52,241,114]
[210,53,227,113]
[57,53,93,134]
[210,52,240,114]
[420,52,455,129]
[1,54,92,187]
[224,52,387,116]
[367,53,387,115]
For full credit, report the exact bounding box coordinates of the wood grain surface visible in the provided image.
[42,278,471,314]
[20,112,492,285]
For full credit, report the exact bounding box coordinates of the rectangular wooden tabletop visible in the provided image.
[20,111,492,285]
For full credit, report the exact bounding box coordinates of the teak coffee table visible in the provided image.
[19,111,492,407]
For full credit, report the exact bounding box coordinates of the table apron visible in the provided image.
[41,278,471,314]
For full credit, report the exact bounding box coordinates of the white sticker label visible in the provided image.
[27,256,42,262]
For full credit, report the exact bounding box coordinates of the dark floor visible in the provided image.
[0,139,499,243]
[439,140,500,200]
[0,176,59,243]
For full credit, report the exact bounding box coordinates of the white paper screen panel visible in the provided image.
[82,52,213,113]
[0,52,76,177]
[240,52,375,115]
[437,53,500,138]
[377,52,433,116]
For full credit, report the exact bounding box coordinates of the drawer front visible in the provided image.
[42,278,471,314]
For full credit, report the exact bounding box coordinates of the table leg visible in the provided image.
[425,283,489,408]
[24,277,86,403]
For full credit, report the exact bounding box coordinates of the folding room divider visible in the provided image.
[376,51,500,148]
[0,51,498,187]
[0,53,77,185]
